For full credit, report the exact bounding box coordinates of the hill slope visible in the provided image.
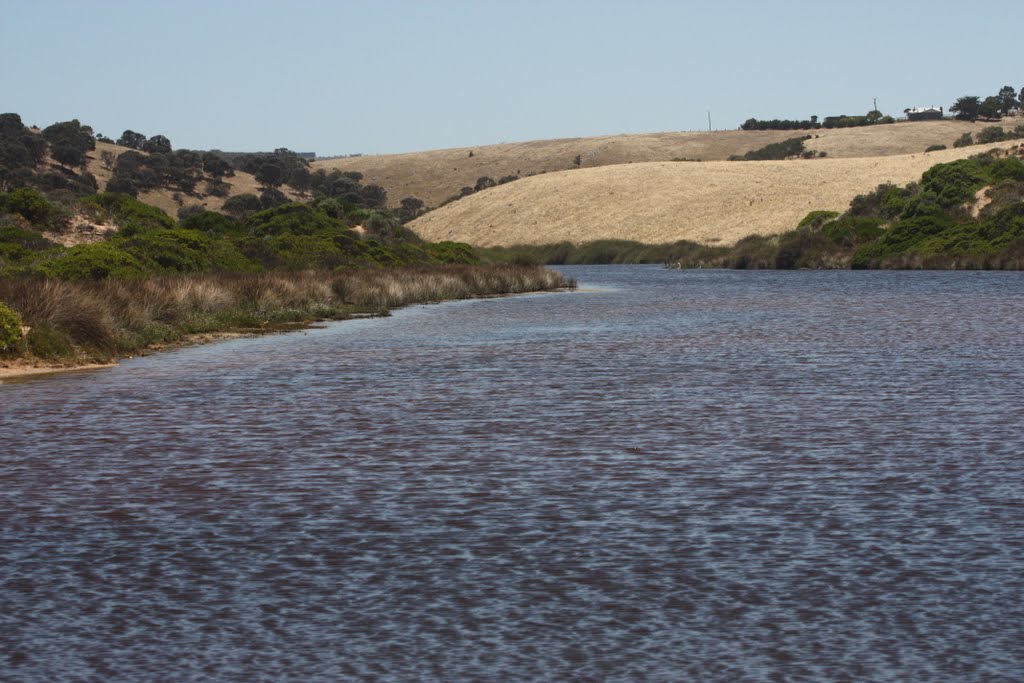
[83,142,302,218]
[409,141,1022,247]
[314,120,1011,209]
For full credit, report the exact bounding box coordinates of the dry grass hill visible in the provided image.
[409,140,1023,247]
[76,117,1021,248]
[313,119,1014,210]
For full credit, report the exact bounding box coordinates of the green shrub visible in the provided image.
[41,243,150,280]
[921,159,989,207]
[849,183,911,218]
[26,326,74,359]
[798,211,840,230]
[821,216,885,245]
[178,210,243,235]
[222,193,263,218]
[116,229,214,273]
[1,188,55,225]
[0,301,23,351]
[976,126,1008,144]
[424,241,479,264]
[925,144,947,153]
[0,225,59,267]
[244,203,344,237]
[80,193,176,235]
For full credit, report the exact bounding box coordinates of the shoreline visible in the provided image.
[1,284,576,382]
[0,361,118,382]
[1,328,301,382]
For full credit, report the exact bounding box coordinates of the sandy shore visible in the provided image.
[0,360,117,382]
[0,332,251,382]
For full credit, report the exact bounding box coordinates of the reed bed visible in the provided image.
[0,265,573,363]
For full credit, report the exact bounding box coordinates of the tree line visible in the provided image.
[741,83,1024,130]
[949,86,1022,121]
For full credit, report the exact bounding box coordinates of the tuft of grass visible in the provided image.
[0,265,574,363]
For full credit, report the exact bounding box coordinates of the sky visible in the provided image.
[2,0,1022,156]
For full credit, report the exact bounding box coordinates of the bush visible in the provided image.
[731,136,810,161]
[821,216,885,246]
[41,243,150,280]
[26,325,73,359]
[953,132,974,148]
[0,301,23,351]
[976,126,1008,144]
[925,144,947,153]
[80,193,176,235]
[178,210,242,235]
[1,187,54,225]
[222,193,262,218]
[798,210,840,230]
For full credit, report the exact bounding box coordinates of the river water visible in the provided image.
[2,266,1023,682]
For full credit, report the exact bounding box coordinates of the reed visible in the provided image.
[0,265,573,363]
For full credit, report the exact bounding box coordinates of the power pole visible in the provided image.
[707,109,712,132]
[873,97,878,111]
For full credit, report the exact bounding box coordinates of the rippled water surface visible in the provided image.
[2,266,1024,681]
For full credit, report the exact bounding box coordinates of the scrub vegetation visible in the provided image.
[0,112,572,368]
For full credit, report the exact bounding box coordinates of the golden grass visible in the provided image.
[313,119,1021,209]
[408,140,1024,247]
[0,266,572,365]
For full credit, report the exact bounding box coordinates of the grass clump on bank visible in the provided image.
[0,266,572,364]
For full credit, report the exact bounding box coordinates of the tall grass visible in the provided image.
[0,265,573,362]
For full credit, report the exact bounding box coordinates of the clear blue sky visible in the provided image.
[2,0,1021,155]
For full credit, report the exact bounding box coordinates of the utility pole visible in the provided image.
[873,97,878,112]
[707,109,712,132]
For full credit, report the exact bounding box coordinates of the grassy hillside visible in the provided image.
[408,140,1024,247]
[314,119,1018,209]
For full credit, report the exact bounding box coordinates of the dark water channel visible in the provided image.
[2,266,1023,681]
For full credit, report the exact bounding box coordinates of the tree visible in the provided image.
[41,119,95,157]
[255,162,284,188]
[979,96,1002,120]
[116,130,147,150]
[51,145,86,170]
[259,187,288,209]
[142,135,172,154]
[997,86,1018,116]
[950,96,981,121]
[396,196,425,223]
[0,113,24,138]
[202,152,233,178]
[289,166,311,194]
[360,184,387,208]
[222,193,262,218]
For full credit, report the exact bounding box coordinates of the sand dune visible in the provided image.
[409,141,1021,247]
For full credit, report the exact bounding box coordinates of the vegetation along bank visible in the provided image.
[0,113,572,374]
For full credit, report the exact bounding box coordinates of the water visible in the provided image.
[2,266,1023,682]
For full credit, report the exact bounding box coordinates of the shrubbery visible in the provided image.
[0,301,23,351]
[729,136,811,161]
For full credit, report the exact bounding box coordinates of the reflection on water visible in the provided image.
[2,267,1023,681]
